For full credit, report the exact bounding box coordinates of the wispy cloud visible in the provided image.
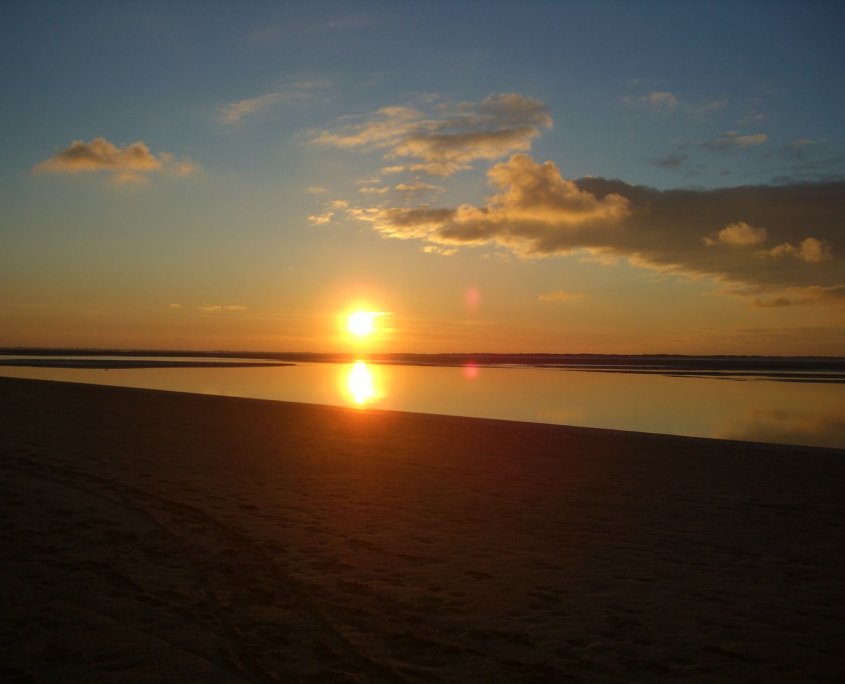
[641,91,679,110]
[622,89,725,118]
[219,92,290,124]
[34,137,198,185]
[702,131,768,151]
[219,81,328,124]
[308,211,334,225]
[313,93,552,176]
[538,291,585,303]
[650,152,689,169]
[197,304,248,313]
[752,296,793,308]
[394,181,443,198]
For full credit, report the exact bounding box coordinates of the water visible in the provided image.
[1,358,843,449]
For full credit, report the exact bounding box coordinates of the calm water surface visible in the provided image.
[1,360,843,449]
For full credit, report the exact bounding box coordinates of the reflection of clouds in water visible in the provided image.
[717,407,845,449]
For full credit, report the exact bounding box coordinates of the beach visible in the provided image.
[1,377,843,682]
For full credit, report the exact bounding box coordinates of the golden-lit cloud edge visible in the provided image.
[312,93,552,176]
[310,93,842,308]
[341,153,843,307]
[34,137,198,185]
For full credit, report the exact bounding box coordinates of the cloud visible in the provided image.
[538,291,585,302]
[693,99,728,116]
[344,153,844,302]
[752,296,793,308]
[35,137,197,184]
[759,237,831,263]
[167,303,182,309]
[220,92,289,124]
[308,211,334,225]
[704,221,767,246]
[650,152,689,169]
[394,181,443,198]
[703,131,768,151]
[357,154,629,250]
[765,139,845,184]
[738,111,767,126]
[784,138,815,160]
[624,90,725,118]
[197,304,248,313]
[313,93,552,176]
[641,91,679,110]
[220,81,328,124]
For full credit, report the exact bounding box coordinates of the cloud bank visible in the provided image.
[313,94,841,307]
[347,153,843,303]
[35,137,197,184]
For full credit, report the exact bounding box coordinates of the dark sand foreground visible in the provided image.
[1,378,843,682]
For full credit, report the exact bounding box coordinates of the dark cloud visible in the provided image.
[349,154,844,302]
[752,297,793,308]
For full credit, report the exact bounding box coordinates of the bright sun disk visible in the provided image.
[347,310,377,337]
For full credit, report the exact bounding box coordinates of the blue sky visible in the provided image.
[2,1,843,353]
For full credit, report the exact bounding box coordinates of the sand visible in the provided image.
[0,377,843,682]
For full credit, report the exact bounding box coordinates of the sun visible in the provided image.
[347,310,377,337]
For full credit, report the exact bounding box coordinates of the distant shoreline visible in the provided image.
[2,347,844,381]
[0,358,292,370]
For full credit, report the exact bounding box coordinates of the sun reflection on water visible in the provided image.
[345,361,381,406]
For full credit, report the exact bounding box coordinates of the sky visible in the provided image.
[1,0,844,355]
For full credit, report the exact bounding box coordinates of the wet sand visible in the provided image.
[0,377,843,682]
